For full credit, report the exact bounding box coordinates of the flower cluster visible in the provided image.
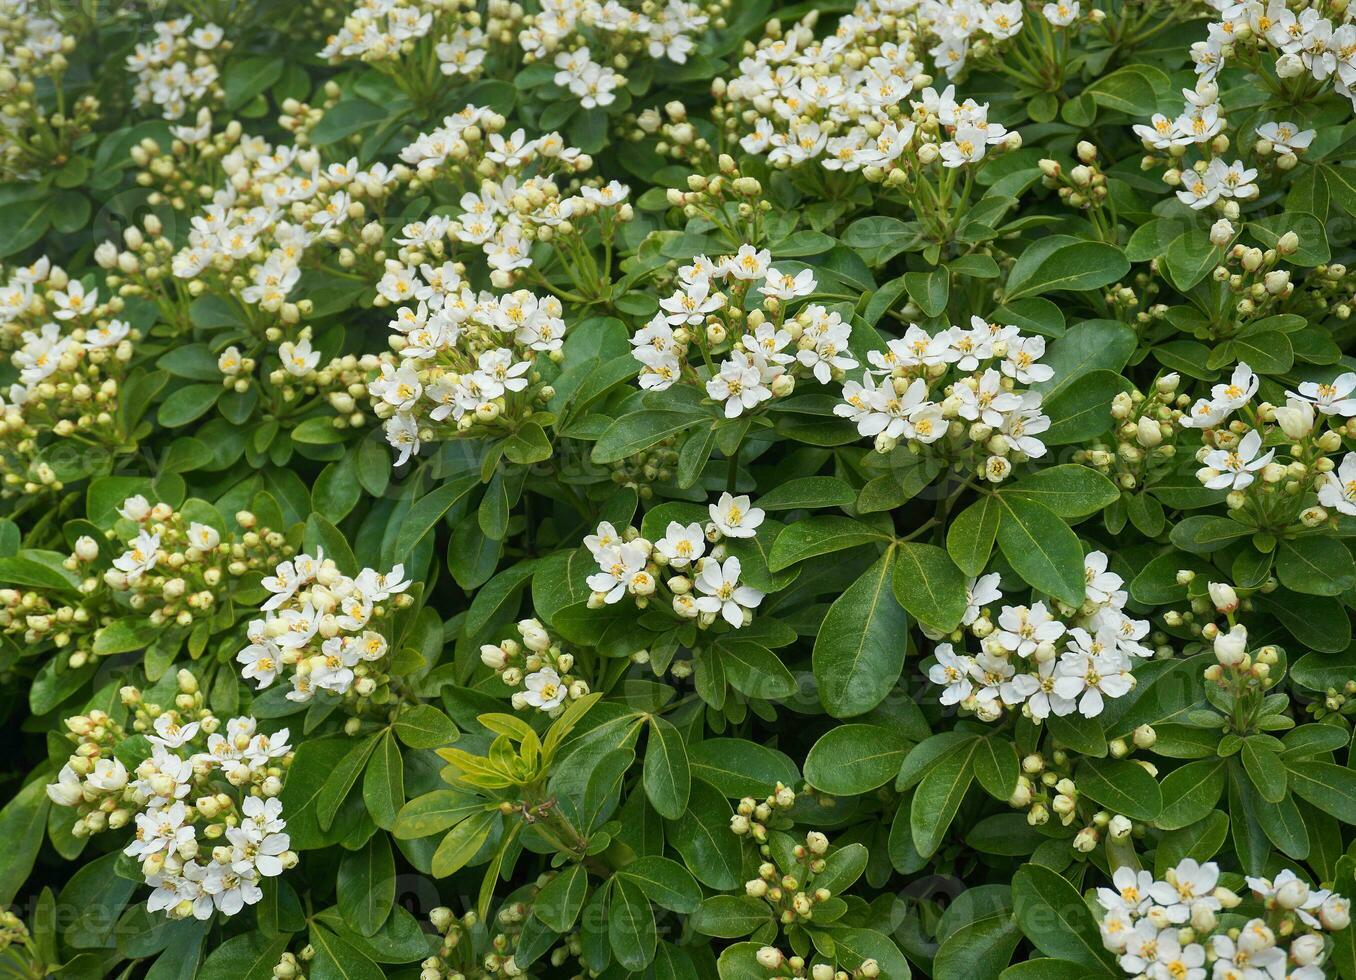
[167,135,400,317]
[840,317,1052,482]
[46,671,295,921]
[373,264,563,463]
[535,0,714,105]
[722,0,1027,180]
[1075,374,1184,496]
[928,551,1151,722]
[634,245,856,413]
[0,268,136,497]
[318,0,517,108]
[1186,361,1356,528]
[0,5,96,181]
[84,494,289,633]
[1194,0,1356,112]
[1097,860,1349,980]
[399,109,628,285]
[236,551,413,705]
[585,492,767,628]
[125,17,227,121]
[480,617,591,715]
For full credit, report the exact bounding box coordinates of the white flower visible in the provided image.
[1210,920,1285,979]
[758,267,816,300]
[119,494,152,521]
[939,125,989,167]
[994,603,1065,658]
[1097,866,1155,916]
[86,756,130,792]
[1175,168,1220,209]
[188,522,221,551]
[1082,552,1123,606]
[1042,0,1080,26]
[278,338,319,376]
[693,556,764,627]
[1289,372,1356,416]
[1053,650,1131,717]
[584,521,621,556]
[1001,336,1053,384]
[1199,429,1273,491]
[1211,362,1258,410]
[709,492,764,538]
[928,643,974,705]
[1148,859,1221,924]
[522,668,567,711]
[113,531,161,583]
[1002,658,1073,719]
[656,521,705,568]
[126,801,196,860]
[149,714,200,749]
[587,542,650,603]
[963,573,1002,625]
[724,244,772,281]
[1256,120,1315,153]
[707,352,774,418]
[46,765,83,807]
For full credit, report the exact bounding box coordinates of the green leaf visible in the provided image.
[1077,758,1162,821]
[892,541,968,631]
[768,515,890,571]
[1288,761,1356,824]
[912,739,977,857]
[393,790,484,840]
[1004,465,1119,518]
[1039,370,1128,445]
[1170,515,1252,554]
[503,421,553,464]
[995,494,1085,605]
[338,834,396,937]
[1276,535,1356,596]
[316,734,380,832]
[394,475,479,557]
[1005,239,1129,300]
[362,732,404,830]
[431,810,498,877]
[947,495,1001,577]
[805,724,911,795]
[973,737,1019,800]
[309,923,385,980]
[1157,759,1227,831]
[0,777,49,905]
[754,476,855,511]
[814,554,909,717]
[719,639,797,699]
[904,268,949,317]
[157,384,221,427]
[616,855,702,913]
[934,909,1021,980]
[392,704,458,749]
[1011,864,1117,971]
[1242,738,1288,804]
[688,739,801,798]
[643,715,691,820]
[199,933,292,980]
[609,874,657,971]
[535,864,589,932]
[666,781,742,890]
[1085,65,1164,115]
[592,410,707,463]
[690,895,772,938]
